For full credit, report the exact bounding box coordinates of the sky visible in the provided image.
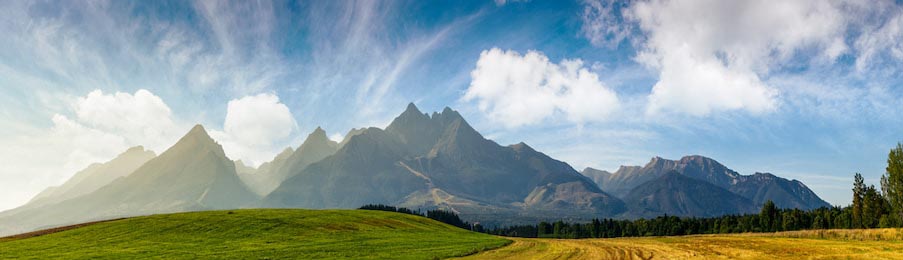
[1,0,902,211]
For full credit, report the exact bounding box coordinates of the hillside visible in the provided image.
[0,209,510,259]
[623,172,758,217]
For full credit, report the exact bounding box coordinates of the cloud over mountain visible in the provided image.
[211,93,298,166]
[464,48,619,128]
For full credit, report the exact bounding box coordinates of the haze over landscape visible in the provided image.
[3,1,903,259]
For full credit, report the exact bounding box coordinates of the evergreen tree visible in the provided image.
[760,200,777,232]
[852,173,865,228]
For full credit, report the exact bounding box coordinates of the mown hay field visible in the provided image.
[460,228,903,260]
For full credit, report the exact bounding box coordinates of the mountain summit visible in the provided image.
[264,103,625,224]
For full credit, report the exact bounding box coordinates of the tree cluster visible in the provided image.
[358,204,476,230]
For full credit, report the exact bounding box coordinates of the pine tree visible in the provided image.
[852,173,865,228]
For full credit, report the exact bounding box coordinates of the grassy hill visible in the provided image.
[0,209,510,259]
[461,228,903,259]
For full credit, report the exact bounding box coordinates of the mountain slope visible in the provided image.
[235,147,294,196]
[580,167,612,190]
[623,172,759,217]
[0,209,510,259]
[264,127,428,208]
[25,146,156,208]
[0,125,257,236]
[590,155,830,210]
[264,104,625,222]
[730,172,830,210]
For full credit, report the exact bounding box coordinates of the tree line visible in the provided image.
[358,204,477,231]
[485,143,903,239]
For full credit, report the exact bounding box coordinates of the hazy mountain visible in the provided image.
[580,167,612,190]
[584,155,830,210]
[623,171,758,217]
[339,127,367,148]
[25,146,156,208]
[238,128,339,197]
[235,147,294,196]
[264,104,625,223]
[0,125,257,236]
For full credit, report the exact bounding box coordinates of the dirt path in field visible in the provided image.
[457,234,903,260]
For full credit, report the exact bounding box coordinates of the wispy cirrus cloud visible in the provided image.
[294,1,483,126]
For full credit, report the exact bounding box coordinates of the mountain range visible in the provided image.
[0,103,830,235]
[581,155,829,217]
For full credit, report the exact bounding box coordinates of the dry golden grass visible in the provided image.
[459,228,903,260]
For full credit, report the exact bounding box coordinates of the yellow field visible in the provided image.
[459,228,903,260]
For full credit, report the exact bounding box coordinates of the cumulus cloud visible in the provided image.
[631,0,848,116]
[73,89,182,152]
[50,89,185,160]
[464,48,619,128]
[210,93,297,166]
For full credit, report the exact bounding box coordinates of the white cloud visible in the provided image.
[74,89,182,152]
[583,0,855,116]
[645,45,778,116]
[464,48,619,128]
[329,133,344,143]
[210,93,297,166]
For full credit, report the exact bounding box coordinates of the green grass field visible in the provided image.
[5,210,903,260]
[0,209,510,259]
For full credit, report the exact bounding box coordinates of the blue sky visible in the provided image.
[1,0,902,211]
